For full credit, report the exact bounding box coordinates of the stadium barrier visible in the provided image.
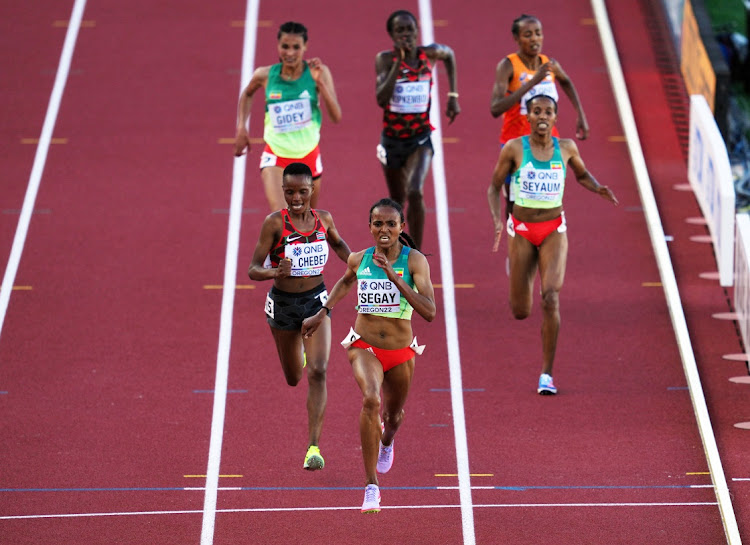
[688,94,735,286]
[735,214,750,353]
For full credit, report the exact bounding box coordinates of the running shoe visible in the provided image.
[377,440,394,473]
[303,445,324,471]
[361,484,381,514]
[537,373,557,395]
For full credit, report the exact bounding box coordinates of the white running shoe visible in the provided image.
[377,441,394,473]
[361,484,381,514]
[537,373,558,395]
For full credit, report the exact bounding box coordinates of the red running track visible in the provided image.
[0,0,747,543]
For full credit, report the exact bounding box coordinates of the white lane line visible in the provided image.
[417,2,475,545]
[1,501,719,520]
[590,1,741,544]
[199,1,259,544]
[0,0,87,344]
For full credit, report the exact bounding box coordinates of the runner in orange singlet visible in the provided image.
[490,14,589,223]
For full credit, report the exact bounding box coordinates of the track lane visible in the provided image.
[432,0,729,542]
[1,0,745,543]
[1,0,248,543]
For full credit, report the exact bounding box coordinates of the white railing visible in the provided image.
[688,94,736,286]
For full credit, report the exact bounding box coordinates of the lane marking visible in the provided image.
[430,388,484,392]
[436,474,494,478]
[591,1,741,542]
[193,389,248,394]
[11,286,32,291]
[0,0,87,345]
[184,475,243,478]
[230,20,272,27]
[211,208,260,214]
[200,2,258,544]
[434,283,474,289]
[0,483,718,493]
[218,137,264,144]
[2,209,51,214]
[418,3,475,544]
[0,501,719,521]
[642,282,662,287]
[202,285,255,290]
[20,138,68,144]
[52,20,95,27]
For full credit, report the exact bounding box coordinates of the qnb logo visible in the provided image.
[527,171,536,180]
[360,281,368,291]
[292,246,303,257]
[537,171,560,180]
[274,105,282,114]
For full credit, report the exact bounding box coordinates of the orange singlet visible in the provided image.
[499,53,560,144]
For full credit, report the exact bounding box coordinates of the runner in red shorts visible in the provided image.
[488,95,617,396]
[302,198,436,514]
[234,21,341,211]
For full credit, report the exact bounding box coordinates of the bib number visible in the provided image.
[270,98,312,133]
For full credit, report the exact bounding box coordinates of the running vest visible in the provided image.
[382,48,433,139]
[266,209,329,277]
[263,62,321,158]
[499,53,560,144]
[511,136,566,209]
[356,246,414,320]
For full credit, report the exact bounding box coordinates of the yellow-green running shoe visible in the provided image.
[303,445,324,471]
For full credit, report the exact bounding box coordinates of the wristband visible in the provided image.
[447,92,459,98]
[322,305,331,316]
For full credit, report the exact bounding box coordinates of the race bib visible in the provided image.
[517,166,564,202]
[270,98,312,133]
[357,274,402,314]
[284,240,329,277]
[389,80,430,114]
[264,293,274,319]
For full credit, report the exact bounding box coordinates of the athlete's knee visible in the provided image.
[361,390,382,415]
[306,364,327,385]
[407,186,424,203]
[540,289,560,312]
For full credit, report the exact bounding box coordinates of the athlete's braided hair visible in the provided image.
[386,10,417,33]
[511,14,540,37]
[369,198,420,251]
[278,21,308,42]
